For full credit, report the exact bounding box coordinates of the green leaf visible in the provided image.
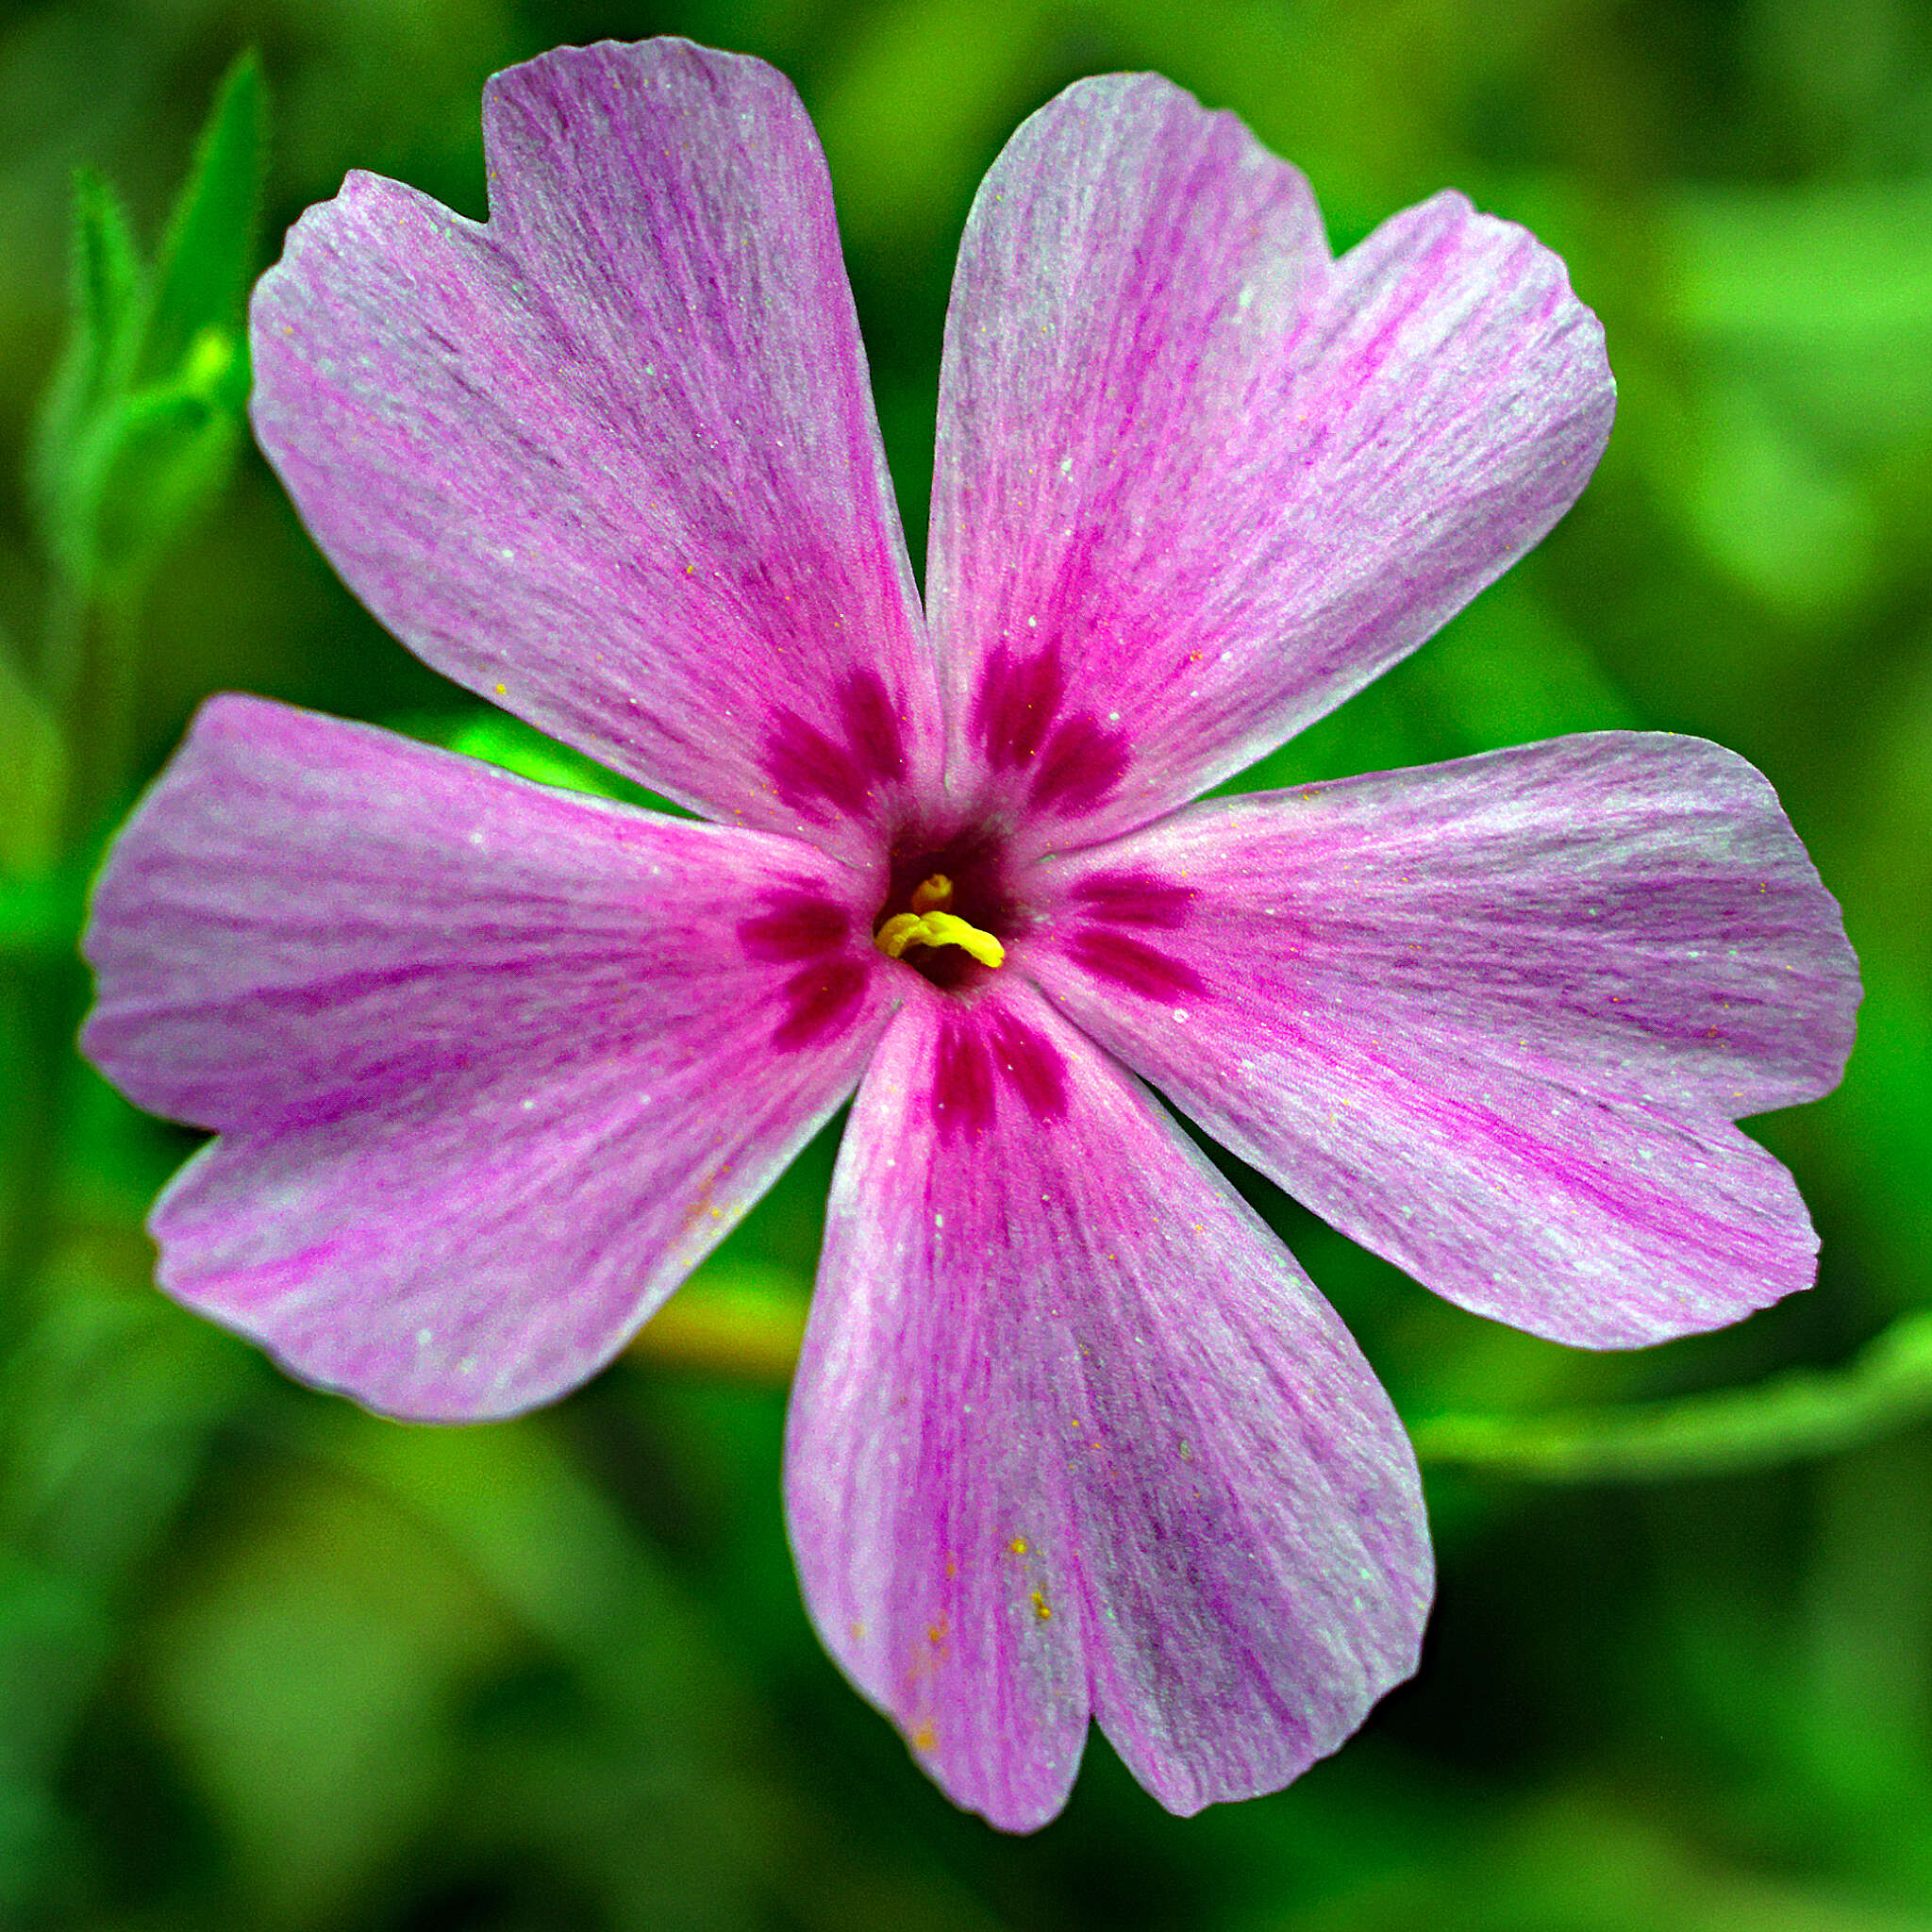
[66,381,243,601]
[140,50,267,394]
[27,57,263,605]
[28,171,146,575]
[1410,1312,1932,1483]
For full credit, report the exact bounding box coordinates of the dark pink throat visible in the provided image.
[873,820,1023,990]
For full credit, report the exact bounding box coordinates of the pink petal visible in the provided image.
[1030,733,1861,1348]
[785,979,1429,1830]
[250,40,939,861]
[81,696,893,1420]
[927,74,1613,853]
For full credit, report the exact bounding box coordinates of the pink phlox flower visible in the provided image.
[81,38,1860,1830]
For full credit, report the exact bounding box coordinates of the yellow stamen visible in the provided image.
[909,874,954,914]
[874,913,925,958]
[875,908,1005,969]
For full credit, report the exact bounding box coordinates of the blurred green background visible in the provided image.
[6,0,1932,1926]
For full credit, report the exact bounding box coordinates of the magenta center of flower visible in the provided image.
[873,826,1019,991]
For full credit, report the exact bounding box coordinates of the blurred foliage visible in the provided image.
[3,0,1932,1927]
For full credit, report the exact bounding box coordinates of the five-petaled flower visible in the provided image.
[80,38,1860,1831]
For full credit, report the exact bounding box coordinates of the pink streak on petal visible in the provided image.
[1032,733,1861,1348]
[249,39,939,861]
[928,73,1614,853]
[81,695,891,1420]
[786,980,1430,1830]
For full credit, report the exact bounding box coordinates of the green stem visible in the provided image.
[1410,1312,1932,1483]
[37,575,88,727]
[8,575,141,1334]
[0,956,85,1324]
[44,582,142,853]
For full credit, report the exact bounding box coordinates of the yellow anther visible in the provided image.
[909,874,954,914]
[875,913,927,958]
[874,908,1005,968]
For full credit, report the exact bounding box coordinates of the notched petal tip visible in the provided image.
[79,699,887,1423]
[1035,730,1857,1354]
[247,33,939,858]
[929,72,1618,852]
[789,984,1430,1828]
